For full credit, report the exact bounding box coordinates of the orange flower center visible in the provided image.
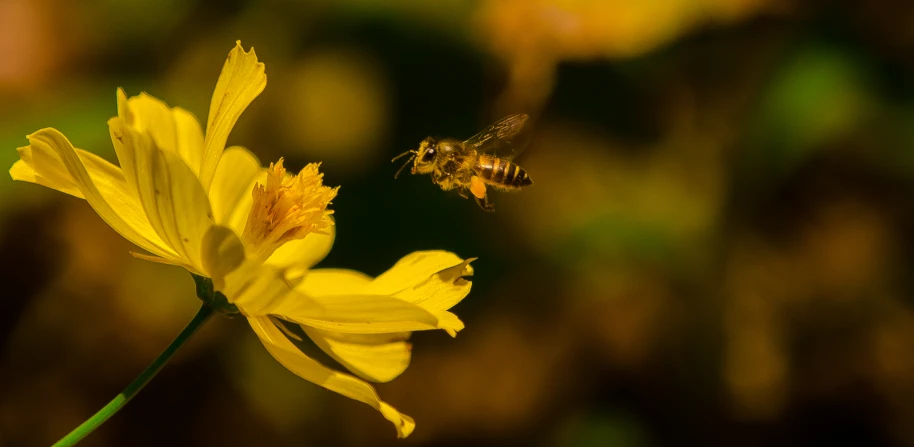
[242,158,338,261]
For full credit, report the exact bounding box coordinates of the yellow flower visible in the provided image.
[9,41,474,438]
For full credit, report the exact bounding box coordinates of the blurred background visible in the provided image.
[2,0,914,445]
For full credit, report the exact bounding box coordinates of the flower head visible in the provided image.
[9,41,474,438]
[242,159,337,262]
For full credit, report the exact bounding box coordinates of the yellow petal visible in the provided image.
[130,251,191,267]
[264,221,335,279]
[110,118,214,270]
[370,251,470,295]
[172,107,205,174]
[293,259,471,337]
[275,290,463,335]
[10,155,82,198]
[249,316,416,438]
[297,268,372,295]
[20,128,177,260]
[385,257,475,311]
[303,326,411,383]
[122,92,172,136]
[116,86,134,123]
[200,41,266,191]
[341,251,474,313]
[216,257,318,318]
[290,269,406,338]
[200,225,246,280]
[112,90,139,189]
[117,90,206,176]
[209,146,261,230]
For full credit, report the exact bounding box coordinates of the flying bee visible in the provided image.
[392,113,534,212]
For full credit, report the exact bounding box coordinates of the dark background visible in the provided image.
[2,1,914,446]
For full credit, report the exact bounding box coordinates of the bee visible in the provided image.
[392,113,534,212]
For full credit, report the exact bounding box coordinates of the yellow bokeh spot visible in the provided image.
[276,48,390,176]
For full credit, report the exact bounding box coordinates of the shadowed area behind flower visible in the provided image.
[3,1,914,446]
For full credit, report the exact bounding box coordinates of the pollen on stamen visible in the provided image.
[242,158,338,261]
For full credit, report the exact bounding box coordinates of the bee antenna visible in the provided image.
[394,154,415,179]
[391,150,415,163]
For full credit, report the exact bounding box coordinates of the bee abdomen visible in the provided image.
[476,155,533,188]
[509,164,533,187]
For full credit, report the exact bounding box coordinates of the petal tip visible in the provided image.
[438,312,465,337]
[379,403,416,438]
[26,127,60,142]
[9,159,33,181]
[116,88,131,120]
[461,257,477,278]
[232,40,260,59]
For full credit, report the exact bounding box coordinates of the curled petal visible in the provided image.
[249,316,416,438]
[296,254,474,310]
[15,128,176,260]
[370,251,472,296]
[385,257,475,311]
[200,41,267,191]
[292,254,474,337]
[302,251,475,313]
[11,154,82,198]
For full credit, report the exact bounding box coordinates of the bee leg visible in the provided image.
[432,170,446,185]
[434,170,458,192]
[474,195,495,212]
[469,176,494,211]
[458,189,469,199]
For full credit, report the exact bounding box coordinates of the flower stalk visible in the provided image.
[52,303,215,447]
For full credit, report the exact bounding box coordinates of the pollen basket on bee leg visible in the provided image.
[469,176,487,199]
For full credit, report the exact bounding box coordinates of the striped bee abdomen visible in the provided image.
[476,155,533,189]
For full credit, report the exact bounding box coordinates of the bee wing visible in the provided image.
[463,113,532,161]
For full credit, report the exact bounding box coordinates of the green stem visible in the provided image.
[53,304,215,447]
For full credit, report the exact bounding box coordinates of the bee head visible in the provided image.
[392,137,438,179]
[413,137,438,174]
